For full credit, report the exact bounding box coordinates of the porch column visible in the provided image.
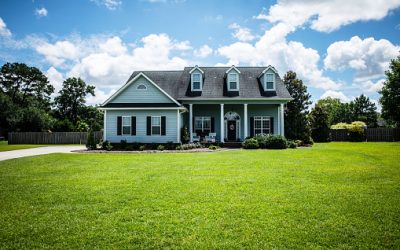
[189,104,193,143]
[176,109,180,143]
[280,103,285,137]
[243,104,248,139]
[103,110,107,141]
[220,104,224,143]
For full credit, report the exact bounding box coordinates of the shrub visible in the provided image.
[157,145,165,151]
[139,145,146,151]
[208,145,219,150]
[265,135,287,149]
[242,138,259,149]
[287,140,297,149]
[175,145,182,150]
[86,130,96,150]
[254,135,268,148]
[102,140,113,151]
[120,140,127,150]
[348,125,365,142]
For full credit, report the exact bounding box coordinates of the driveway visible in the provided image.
[0,145,86,161]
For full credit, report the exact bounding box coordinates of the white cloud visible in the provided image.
[256,0,400,32]
[228,23,255,42]
[217,22,340,90]
[0,17,11,37]
[35,7,48,17]
[98,36,127,56]
[354,78,385,93]
[324,36,399,81]
[91,0,121,10]
[46,67,64,95]
[194,45,213,58]
[36,40,79,66]
[320,90,350,103]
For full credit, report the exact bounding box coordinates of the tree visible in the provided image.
[54,77,95,127]
[380,54,400,127]
[316,97,353,125]
[310,104,330,142]
[283,71,312,143]
[350,94,378,127]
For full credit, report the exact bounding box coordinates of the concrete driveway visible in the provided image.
[0,145,86,161]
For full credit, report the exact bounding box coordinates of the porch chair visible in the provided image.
[192,133,200,142]
[205,133,217,143]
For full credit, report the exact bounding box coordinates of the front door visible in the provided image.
[227,121,236,141]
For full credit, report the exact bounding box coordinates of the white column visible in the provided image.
[176,109,180,143]
[280,103,285,137]
[243,104,248,139]
[103,110,107,141]
[220,104,224,143]
[189,104,193,143]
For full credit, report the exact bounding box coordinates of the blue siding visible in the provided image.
[105,110,178,143]
[111,76,173,103]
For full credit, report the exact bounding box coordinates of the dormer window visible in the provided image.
[265,73,275,90]
[228,73,239,91]
[191,73,202,91]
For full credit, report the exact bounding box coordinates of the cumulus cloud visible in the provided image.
[217,22,340,90]
[255,0,400,32]
[35,7,48,17]
[354,78,385,93]
[194,45,213,58]
[320,90,350,103]
[0,17,11,37]
[46,67,64,95]
[36,40,79,66]
[324,36,399,81]
[228,23,255,42]
[91,0,121,10]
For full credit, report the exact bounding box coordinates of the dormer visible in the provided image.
[259,65,277,91]
[189,65,204,92]
[226,65,240,92]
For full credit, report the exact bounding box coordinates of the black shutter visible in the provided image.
[192,116,195,132]
[270,117,274,134]
[131,116,136,135]
[211,117,215,132]
[146,116,151,135]
[161,116,166,136]
[117,116,122,136]
[250,117,254,137]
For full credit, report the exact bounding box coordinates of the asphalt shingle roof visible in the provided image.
[126,66,292,101]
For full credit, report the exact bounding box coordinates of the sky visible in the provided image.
[0,0,399,108]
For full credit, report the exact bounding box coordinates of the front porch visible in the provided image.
[183,102,285,143]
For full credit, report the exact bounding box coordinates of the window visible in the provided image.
[122,116,131,135]
[192,73,201,91]
[265,73,275,90]
[195,117,211,132]
[137,84,147,90]
[254,116,270,135]
[228,73,238,90]
[151,116,161,135]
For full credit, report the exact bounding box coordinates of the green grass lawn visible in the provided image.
[0,142,399,248]
[0,141,47,152]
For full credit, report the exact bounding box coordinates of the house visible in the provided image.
[99,65,292,144]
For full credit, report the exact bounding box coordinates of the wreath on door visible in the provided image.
[229,124,235,130]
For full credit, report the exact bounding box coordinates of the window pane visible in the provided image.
[195,118,203,129]
[204,118,211,129]
[228,73,237,81]
[193,73,200,81]
[266,74,274,82]
[229,82,237,90]
[255,129,262,135]
[152,126,160,135]
[123,126,130,135]
[193,81,200,90]
[152,117,160,125]
[262,119,269,129]
[255,119,261,129]
[122,117,130,126]
[266,81,274,90]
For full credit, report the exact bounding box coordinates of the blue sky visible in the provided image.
[0,0,399,107]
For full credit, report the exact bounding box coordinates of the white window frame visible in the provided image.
[228,73,239,91]
[151,116,161,136]
[194,116,211,132]
[191,73,202,91]
[265,73,275,91]
[254,116,271,135]
[122,116,131,135]
[136,84,147,90]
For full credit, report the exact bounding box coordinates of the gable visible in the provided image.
[110,75,174,104]
[260,68,276,84]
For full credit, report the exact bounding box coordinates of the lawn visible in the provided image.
[0,142,399,248]
[0,141,47,152]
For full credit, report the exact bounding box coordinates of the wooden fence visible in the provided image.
[8,131,103,144]
[330,128,400,142]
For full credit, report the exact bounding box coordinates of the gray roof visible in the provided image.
[126,67,292,100]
